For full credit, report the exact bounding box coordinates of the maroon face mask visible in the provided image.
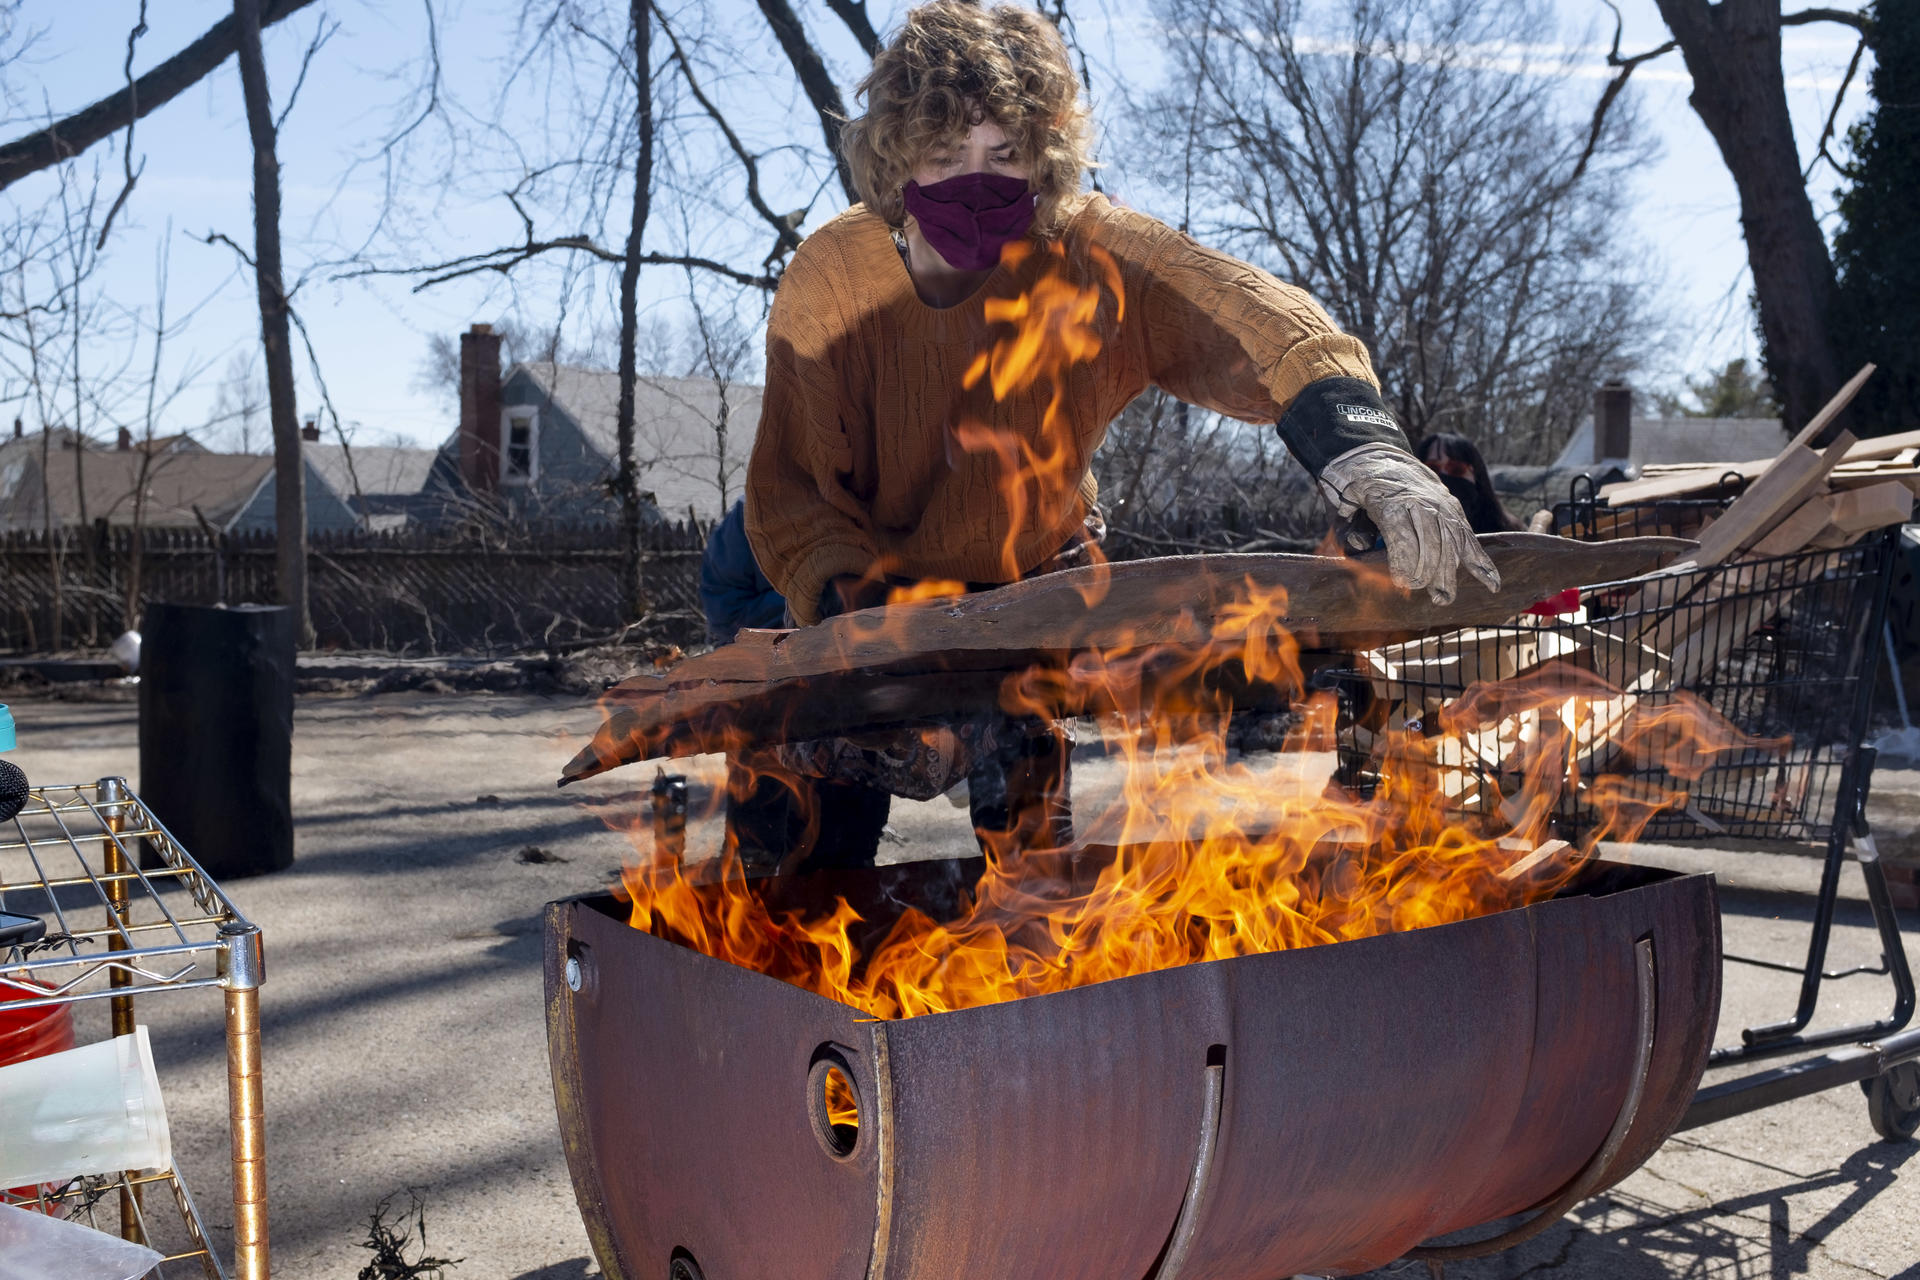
[902,171,1037,271]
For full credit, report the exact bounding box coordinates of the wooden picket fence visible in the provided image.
[0,520,709,655]
[0,499,1331,656]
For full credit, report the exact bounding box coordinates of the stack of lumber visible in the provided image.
[1597,434,1920,507]
[1384,365,1913,826]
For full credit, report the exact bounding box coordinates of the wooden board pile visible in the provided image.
[1373,365,1910,829]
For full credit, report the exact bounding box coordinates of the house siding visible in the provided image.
[420,370,618,521]
[503,372,614,512]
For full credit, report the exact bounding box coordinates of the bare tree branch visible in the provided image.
[332,183,778,291]
[0,0,320,192]
[1042,0,1105,189]
[1803,31,1869,180]
[822,0,883,55]
[751,0,859,201]
[1573,2,1677,182]
[1145,0,1662,463]
[274,12,339,132]
[94,1,149,250]
[652,0,804,265]
[1782,6,1870,31]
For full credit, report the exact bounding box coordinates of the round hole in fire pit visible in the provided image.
[807,1049,860,1159]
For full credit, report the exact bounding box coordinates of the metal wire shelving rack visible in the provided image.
[1,779,267,1280]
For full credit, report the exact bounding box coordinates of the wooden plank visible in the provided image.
[1828,480,1915,535]
[1836,427,1920,462]
[1750,494,1837,556]
[1600,461,1765,505]
[1689,431,1855,567]
[1787,362,1876,450]
[1827,467,1920,493]
[1500,839,1574,882]
[1369,626,1580,690]
[561,534,1697,779]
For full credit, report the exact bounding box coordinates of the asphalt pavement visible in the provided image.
[7,691,1916,1280]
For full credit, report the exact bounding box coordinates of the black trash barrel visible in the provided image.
[138,603,295,878]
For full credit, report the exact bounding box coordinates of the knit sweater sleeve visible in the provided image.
[743,236,881,626]
[1121,214,1408,472]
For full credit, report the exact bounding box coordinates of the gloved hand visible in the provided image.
[1316,443,1502,605]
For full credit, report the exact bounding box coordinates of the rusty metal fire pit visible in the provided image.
[544,857,1718,1280]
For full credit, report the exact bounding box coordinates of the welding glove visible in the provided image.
[1315,442,1502,605]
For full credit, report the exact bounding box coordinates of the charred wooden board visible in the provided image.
[561,533,1694,781]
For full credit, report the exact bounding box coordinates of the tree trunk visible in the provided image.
[40,431,62,652]
[232,0,311,644]
[1653,0,1842,433]
[614,0,655,621]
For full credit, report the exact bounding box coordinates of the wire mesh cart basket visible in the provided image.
[1,779,267,1280]
[1330,504,1919,1141]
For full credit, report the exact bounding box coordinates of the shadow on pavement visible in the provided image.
[509,1259,597,1280]
[1357,1140,1916,1277]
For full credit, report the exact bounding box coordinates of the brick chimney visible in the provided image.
[117,427,133,451]
[1593,380,1632,463]
[459,323,503,493]
[301,418,321,443]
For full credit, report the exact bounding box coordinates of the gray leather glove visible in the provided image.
[1316,443,1502,605]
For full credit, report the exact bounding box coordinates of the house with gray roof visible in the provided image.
[424,325,762,525]
[0,432,357,534]
[1550,381,1788,472]
[303,440,442,532]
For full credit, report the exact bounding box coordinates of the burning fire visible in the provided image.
[608,248,1770,1021]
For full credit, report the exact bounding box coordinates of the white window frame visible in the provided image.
[501,408,538,486]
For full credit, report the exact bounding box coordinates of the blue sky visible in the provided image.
[0,0,1877,450]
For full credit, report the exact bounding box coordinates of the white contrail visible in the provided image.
[1110,17,1866,93]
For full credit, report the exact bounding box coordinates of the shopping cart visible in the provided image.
[1328,490,1918,1140]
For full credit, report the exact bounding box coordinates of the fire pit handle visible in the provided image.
[1405,936,1657,1265]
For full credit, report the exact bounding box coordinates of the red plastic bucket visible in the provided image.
[0,993,75,1064]
[1,984,76,1209]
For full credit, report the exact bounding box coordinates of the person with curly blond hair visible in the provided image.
[742,0,1498,868]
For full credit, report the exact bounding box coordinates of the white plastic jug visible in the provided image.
[0,1027,172,1189]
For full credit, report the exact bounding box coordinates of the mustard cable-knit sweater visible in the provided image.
[745,193,1382,625]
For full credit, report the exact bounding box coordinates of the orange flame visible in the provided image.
[822,1065,859,1131]
[609,253,1773,1020]
[953,240,1121,595]
[615,596,1766,1019]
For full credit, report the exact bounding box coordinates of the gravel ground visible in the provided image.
[6,691,1917,1280]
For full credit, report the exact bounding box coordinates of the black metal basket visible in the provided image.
[1330,501,1898,847]
[1451,483,1918,1117]
[1550,472,1746,542]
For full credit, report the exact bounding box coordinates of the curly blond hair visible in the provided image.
[841,1,1092,235]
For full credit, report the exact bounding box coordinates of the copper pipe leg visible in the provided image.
[98,777,143,1242]
[226,984,269,1280]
